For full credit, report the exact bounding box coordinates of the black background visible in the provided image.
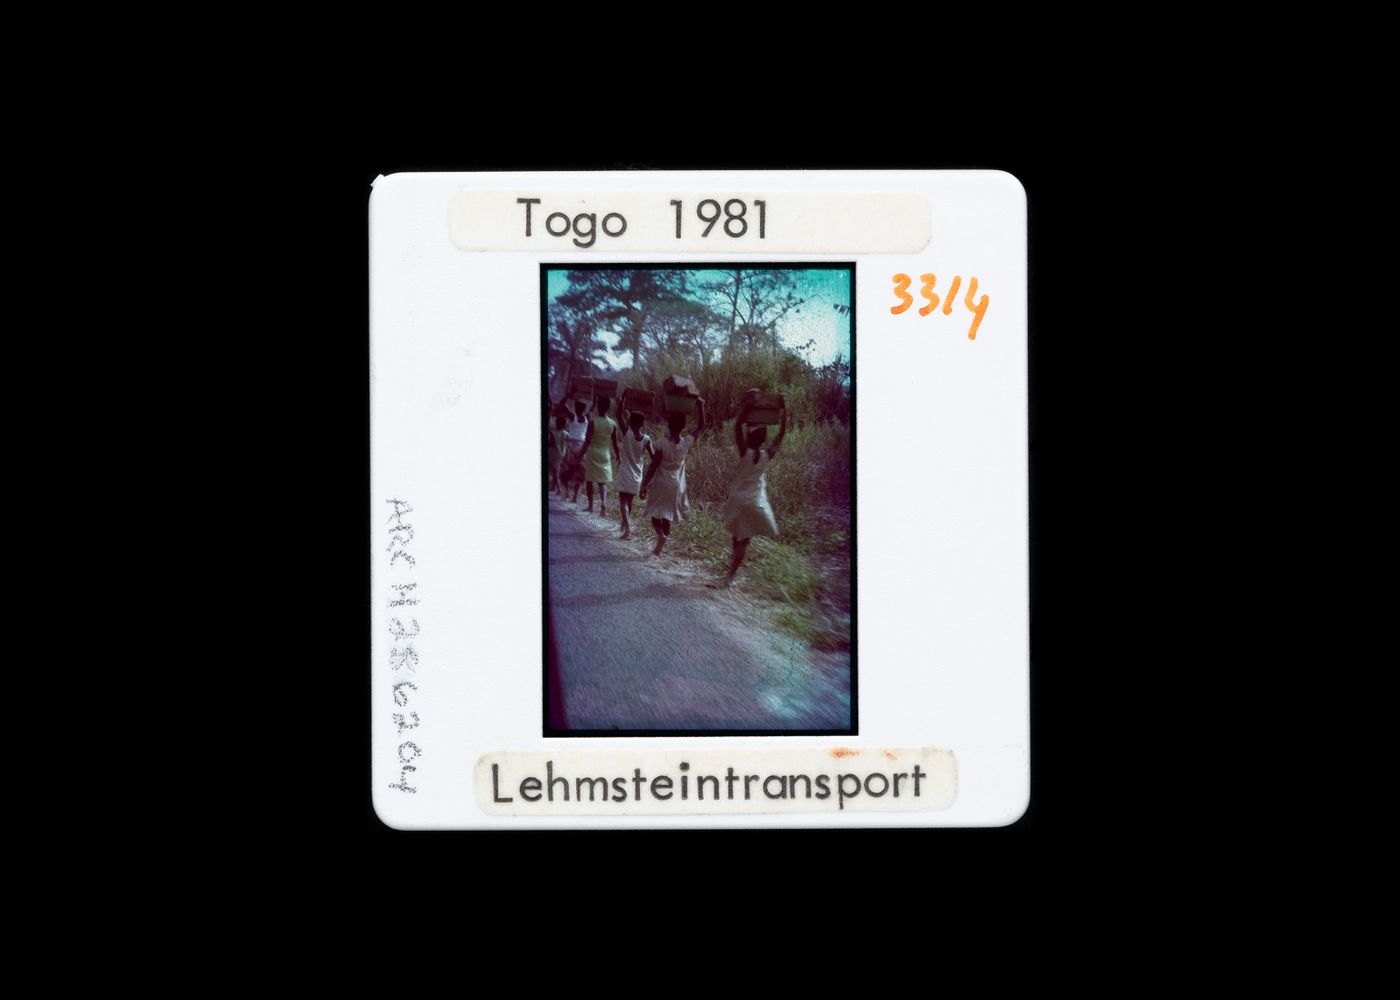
[267,128,1129,865]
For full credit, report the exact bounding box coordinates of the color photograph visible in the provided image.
[543,265,855,734]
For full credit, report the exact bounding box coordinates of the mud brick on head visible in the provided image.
[568,375,594,401]
[621,388,654,414]
[592,377,618,402]
[745,391,786,425]
[663,374,699,414]
[663,374,698,397]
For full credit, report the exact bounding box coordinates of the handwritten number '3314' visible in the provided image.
[891,274,989,340]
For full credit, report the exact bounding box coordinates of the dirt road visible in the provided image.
[547,494,851,731]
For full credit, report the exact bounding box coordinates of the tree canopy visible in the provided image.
[548,268,849,426]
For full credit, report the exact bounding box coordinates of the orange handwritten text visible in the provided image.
[891,273,989,340]
[942,275,961,315]
[890,273,913,314]
[918,274,939,315]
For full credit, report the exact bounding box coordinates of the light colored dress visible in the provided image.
[548,428,565,474]
[564,415,588,460]
[644,434,694,522]
[614,429,651,495]
[723,448,779,540]
[564,414,588,446]
[560,416,588,484]
[585,416,617,484]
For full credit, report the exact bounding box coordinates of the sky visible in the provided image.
[547,268,851,370]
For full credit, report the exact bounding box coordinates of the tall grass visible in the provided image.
[637,417,852,651]
[638,420,849,523]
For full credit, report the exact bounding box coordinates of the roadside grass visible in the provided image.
[638,420,852,652]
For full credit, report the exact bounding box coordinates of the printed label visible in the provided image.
[476,747,956,815]
[448,190,931,253]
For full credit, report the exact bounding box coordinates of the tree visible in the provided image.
[701,269,804,358]
[640,297,723,370]
[700,268,744,352]
[546,307,607,404]
[556,269,689,368]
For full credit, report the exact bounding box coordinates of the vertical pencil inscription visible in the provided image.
[386,498,422,794]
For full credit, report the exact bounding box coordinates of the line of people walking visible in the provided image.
[548,389,787,586]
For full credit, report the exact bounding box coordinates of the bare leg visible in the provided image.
[585,481,594,512]
[619,494,632,538]
[651,518,668,556]
[724,536,750,587]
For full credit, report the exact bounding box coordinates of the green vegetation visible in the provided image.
[638,418,852,652]
[549,268,852,652]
